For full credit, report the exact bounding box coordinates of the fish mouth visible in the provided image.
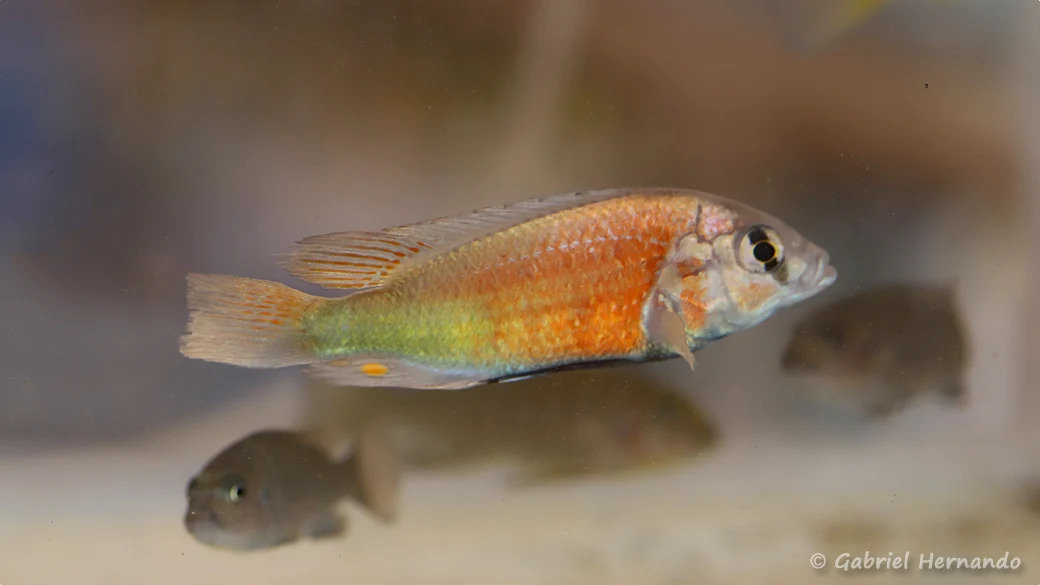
[779,253,836,307]
[807,253,837,289]
[184,515,252,551]
[819,264,838,288]
[185,508,222,533]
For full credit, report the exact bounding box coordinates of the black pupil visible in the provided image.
[233,485,245,499]
[746,227,781,271]
[752,241,775,262]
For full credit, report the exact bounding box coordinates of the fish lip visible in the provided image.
[184,508,222,532]
[819,264,838,288]
[779,254,835,307]
[802,253,837,291]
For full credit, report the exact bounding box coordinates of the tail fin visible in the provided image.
[339,426,401,523]
[180,273,320,368]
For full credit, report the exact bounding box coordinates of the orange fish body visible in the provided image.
[181,188,837,389]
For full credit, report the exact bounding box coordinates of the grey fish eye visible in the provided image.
[228,484,246,502]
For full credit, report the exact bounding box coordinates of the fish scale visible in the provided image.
[300,197,690,368]
[368,196,700,369]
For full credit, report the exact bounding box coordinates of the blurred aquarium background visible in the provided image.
[2,0,1040,583]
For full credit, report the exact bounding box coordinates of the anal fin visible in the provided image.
[309,356,490,390]
[494,373,541,384]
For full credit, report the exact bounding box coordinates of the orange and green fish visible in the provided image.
[180,187,837,389]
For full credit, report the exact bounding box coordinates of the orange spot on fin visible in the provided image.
[308,356,490,390]
[360,362,390,377]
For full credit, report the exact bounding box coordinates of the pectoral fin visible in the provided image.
[646,296,696,371]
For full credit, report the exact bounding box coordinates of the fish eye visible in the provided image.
[228,484,246,502]
[738,225,785,273]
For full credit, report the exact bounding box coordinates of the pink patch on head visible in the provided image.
[675,258,706,279]
[739,281,776,308]
[697,205,736,240]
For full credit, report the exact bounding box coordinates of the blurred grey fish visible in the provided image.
[781,283,968,417]
[184,429,399,552]
[302,367,718,485]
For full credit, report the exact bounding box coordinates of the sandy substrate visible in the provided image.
[3,377,1040,585]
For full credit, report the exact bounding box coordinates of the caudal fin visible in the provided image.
[340,426,401,523]
[180,273,319,368]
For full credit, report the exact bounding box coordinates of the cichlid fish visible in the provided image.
[184,429,399,551]
[180,188,837,390]
[301,366,718,484]
[780,283,968,417]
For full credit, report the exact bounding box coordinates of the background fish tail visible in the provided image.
[180,273,320,368]
[337,427,401,523]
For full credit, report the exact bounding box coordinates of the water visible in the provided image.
[1,0,1037,583]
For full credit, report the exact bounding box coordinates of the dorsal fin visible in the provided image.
[276,187,651,290]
